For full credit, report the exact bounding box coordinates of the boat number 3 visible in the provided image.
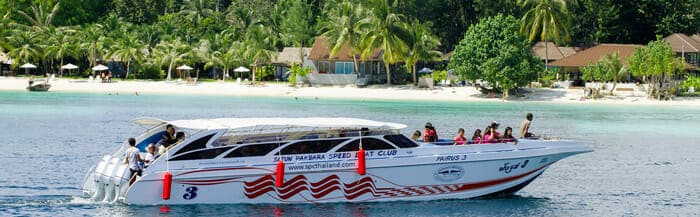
[183,186,198,200]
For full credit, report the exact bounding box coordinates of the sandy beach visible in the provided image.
[2,76,698,106]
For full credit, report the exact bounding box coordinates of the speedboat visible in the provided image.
[81,117,592,205]
[27,83,51,91]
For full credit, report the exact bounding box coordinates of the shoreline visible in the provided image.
[2,76,698,106]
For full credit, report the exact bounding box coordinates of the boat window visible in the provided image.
[280,139,348,155]
[170,146,235,161]
[383,134,419,148]
[173,134,215,156]
[225,143,281,158]
[336,138,396,152]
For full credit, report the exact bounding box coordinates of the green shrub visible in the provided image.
[680,75,700,91]
[137,64,163,79]
[431,70,448,84]
[288,63,311,86]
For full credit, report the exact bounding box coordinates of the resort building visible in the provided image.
[0,52,12,76]
[530,41,578,64]
[548,44,641,86]
[271,47,313,80]
[307,37,384,85]
[663,33,700,67]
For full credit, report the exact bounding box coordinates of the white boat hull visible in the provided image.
[80,117,592,205]
[123,151,578,204]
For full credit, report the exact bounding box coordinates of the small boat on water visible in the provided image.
[81,117,592,205]
[27,79,51,92]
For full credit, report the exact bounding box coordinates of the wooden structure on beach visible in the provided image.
[663,33,700,68]
[548,44,641,86]
[307,37,384,85]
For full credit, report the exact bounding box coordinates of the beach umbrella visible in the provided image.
[92,64,109,71]
[176,65,193,70]
[19,63,37,75]
[234,66,251,80]
[418,67,433,74]
[61,63,78,70]
[234,66,250,72]
[61,63,78,76]
[177,65,194,79]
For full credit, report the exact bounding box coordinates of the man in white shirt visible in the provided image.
[124,138,143,186]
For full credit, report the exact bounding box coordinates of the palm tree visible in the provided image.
[46,30,78,77]
[79,24,107,70]
[15,2,60,33]
[181,0,214,26]
[319,0,368,74]
[196,38,224,79]
[6,30,40,74]
[359,0,410,84]
[243,25,278,83]
[405,21,442,85]
[519,0,571,70]
[109,35,145,79]
[154,39,190,80]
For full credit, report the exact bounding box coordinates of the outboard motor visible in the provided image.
[110,164,129,203]
[88,155,112,201]
[101,157,120,202]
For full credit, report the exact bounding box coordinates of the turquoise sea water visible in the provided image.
[0,90,699,216]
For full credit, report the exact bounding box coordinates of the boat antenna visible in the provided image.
[358,129,363,150]
[165,146,170,172]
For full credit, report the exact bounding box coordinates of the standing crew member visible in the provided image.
[124,138,143,186]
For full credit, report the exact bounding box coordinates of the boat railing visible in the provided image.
[80,164,96,194]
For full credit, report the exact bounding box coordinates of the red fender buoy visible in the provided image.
[162,171,172,200]
[357,148,366,175]
[276,160,285,187]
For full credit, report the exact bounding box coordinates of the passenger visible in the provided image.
[123,138,143,186]
[453,128,466,145]
[143,144,156,168]
[411,130,422,141]
[159,124,176,148]
[175,132,186,143]
[422,122,438,143]
[502,127,518,145]
[471,129,483,144]
[482,126,492,143]
[519,113,539,139]
[484,122,502,144]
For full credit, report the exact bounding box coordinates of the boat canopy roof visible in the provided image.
[135,117,407,131]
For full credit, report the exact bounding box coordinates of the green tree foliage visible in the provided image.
[474,0,521,19]
[519,0,571,69]
[580,52,628,95]
[280,0,314,64]
[567,0,619,46]
[319,0,367,74]
[449,14,541,98]
[360,0,410,84]
[628,37,685,99]
[405,21,442,85]
[112,0,165,24]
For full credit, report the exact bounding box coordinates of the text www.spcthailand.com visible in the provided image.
[287,161,356,171]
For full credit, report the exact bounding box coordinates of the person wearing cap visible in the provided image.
[484,121,502,143]
[143,144,157,168]
[423,122,438,142]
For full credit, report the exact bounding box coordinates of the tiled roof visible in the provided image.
[663,33,700,53]
[548,44,641,67]
[308,37,381,61]
[530,42,577,60]
[272,47,311,65]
